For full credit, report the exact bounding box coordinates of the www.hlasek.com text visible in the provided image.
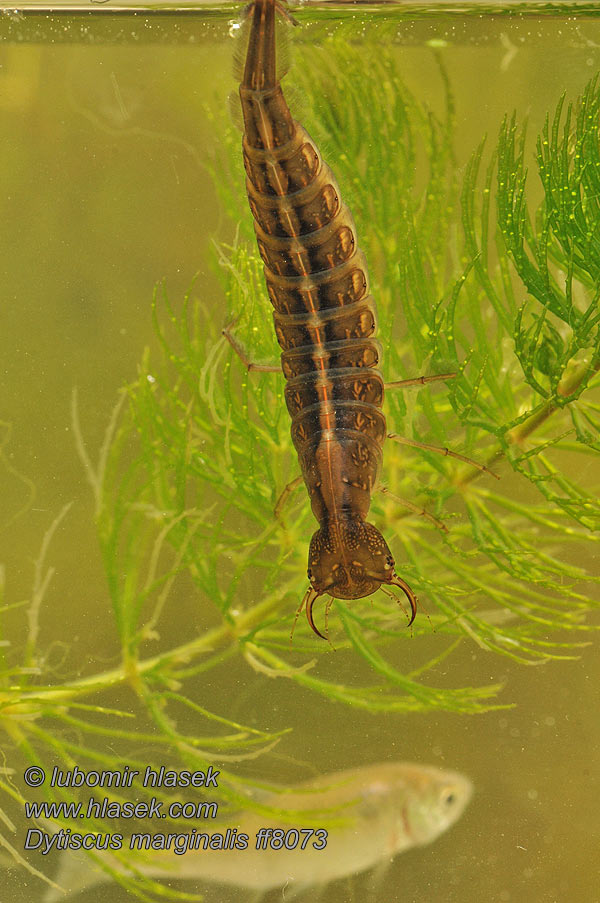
[23,764,327,856]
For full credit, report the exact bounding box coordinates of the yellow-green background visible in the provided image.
[1,6,599,902]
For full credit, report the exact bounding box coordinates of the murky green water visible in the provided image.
[1,3,600,902]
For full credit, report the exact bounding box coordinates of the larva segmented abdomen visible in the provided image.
[239,31,385,527]
[236,0,418,636]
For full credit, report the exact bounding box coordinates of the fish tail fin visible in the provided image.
[42,850,107,903]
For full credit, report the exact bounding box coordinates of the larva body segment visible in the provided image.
[238,0,416,636]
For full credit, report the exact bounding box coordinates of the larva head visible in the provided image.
[308,520,394,601]
[303,520,417,640]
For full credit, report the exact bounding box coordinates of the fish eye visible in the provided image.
[441,787,456,807]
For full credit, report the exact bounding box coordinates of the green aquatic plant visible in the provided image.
[201,40,600,669]
[1,32,599,902]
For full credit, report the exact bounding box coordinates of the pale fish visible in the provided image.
[44,761,472,900]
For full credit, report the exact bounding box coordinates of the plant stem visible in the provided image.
[457,355,598,488]
[5,591,286,710]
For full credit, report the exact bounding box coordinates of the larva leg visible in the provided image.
[222,319,280,373]
[291,586,329,644]
[290,589,307,646]
[387,433,500,479]
[324,596,335,648]
[385,372,456,390]
[380,580,417,628]
[305,587,327,641]
[380,584,428,633]
[274,474,303,524]
[379,486,448,533]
